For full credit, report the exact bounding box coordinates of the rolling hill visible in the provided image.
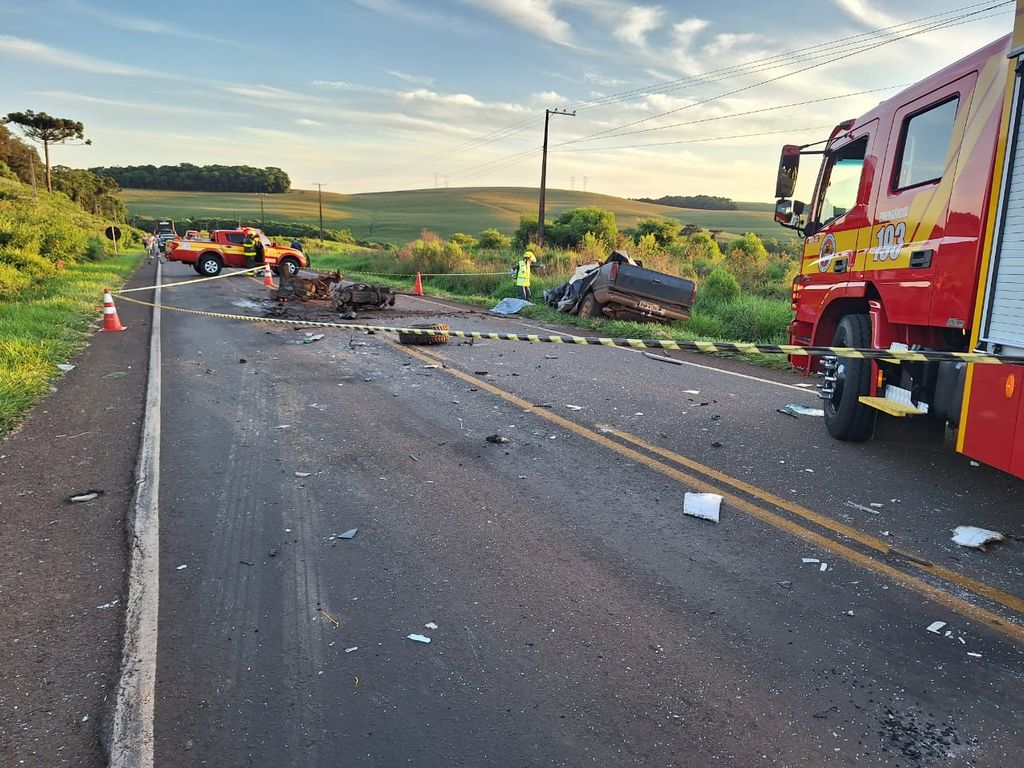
[121,187,780,244]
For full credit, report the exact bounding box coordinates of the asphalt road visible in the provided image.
[151,264,1023,766]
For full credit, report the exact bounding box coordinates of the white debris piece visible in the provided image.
[969,460,980,467]
[819,563,828,572]
[780,403,825,417]
[926,621,947,634]
[176,564,188,571]
[57,364,76,372]
[951,526,1006,550]
[682,492,722,523]
[275,424,291,429]
[407,634,431,644]
[846,501,881,515]
[424,622,438,630]
[294,472,311,477]
[345,646,358,653]
[801,558,820,564]
[967,652,982,658]
[683,390,700,395]
[96,599,119,610]
[565,405,583,411]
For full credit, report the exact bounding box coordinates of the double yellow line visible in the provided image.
[396,342,1024,646]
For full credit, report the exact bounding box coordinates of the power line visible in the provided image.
[429,1,1009,169]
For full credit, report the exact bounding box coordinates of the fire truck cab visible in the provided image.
[774,12,1024,480]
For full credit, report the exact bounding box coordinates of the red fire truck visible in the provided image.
[773,3,1024,480]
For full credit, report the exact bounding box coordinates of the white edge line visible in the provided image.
[110,260,161,768]
[404,294,815,394]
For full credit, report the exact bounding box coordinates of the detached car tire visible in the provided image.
[398,323,450,346]
[196,254,222,277]
[823,314,875,441]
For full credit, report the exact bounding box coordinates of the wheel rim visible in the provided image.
[202,261,217,274]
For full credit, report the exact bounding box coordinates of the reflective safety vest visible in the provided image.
[242,239,256,258]
[515,259,531,287]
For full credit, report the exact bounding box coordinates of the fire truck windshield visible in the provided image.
[816,138,867,226]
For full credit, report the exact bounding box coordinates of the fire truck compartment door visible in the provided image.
[980,68,1024,354]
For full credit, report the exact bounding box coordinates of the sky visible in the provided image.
[0,0,1014,201]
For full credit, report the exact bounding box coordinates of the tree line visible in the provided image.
[91,164,291,193]
[633,194,738,211]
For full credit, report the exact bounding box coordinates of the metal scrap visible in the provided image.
[274,272,341,302]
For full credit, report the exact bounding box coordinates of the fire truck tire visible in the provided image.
[824,314,875,441]
[278,257,301,277]
[196,254,222,277]
[579,292,605,318]
[398,323,450,346]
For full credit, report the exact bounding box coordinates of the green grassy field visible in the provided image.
[0,251,144,434]
[122,187,779,244]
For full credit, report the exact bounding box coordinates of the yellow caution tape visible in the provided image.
[118,266,266,293]
[110,293,1023,365]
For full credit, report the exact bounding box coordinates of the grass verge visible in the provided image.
[310,249,793,371]
[0,251,145,436]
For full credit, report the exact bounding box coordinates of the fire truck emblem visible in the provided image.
[817,233,837,273]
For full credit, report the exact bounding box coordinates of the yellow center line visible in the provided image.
[394,342,1024,646]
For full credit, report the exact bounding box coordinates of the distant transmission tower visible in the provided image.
[570,176,575,190]
[583,176,588,192]
[434,172,439,189]
[443,175,449,189]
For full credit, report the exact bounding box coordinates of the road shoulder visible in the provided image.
[0,258,156,767]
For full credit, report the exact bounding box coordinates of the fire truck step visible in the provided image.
[858,396,928,417]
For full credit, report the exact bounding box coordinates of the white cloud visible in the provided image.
[461,0,572,46]
[705,32,763,58]
[615,6,664,47]
[400,89,484,108]
[533,90,565,103]
[0,34,167,77]
[30,90,242,117]
[831,0,902,29]
[70,2,245,47]
[347,0,473,32]
[387,70,435,86]
[295,118,326,127]
[672,18,709,47]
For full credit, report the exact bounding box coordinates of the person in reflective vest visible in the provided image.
[242,233,257,268]
[515,251,536,300]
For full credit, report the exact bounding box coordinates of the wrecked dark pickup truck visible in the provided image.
[544,251,696,324]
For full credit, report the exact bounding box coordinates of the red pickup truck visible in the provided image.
[166,228,308,277]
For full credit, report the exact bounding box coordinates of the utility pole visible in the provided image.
[583,176,588,193]
[570,175,575,191]
[537,108,575,247]
[313,182,326,242]
[434,172,439,189]
[258,188,265,228]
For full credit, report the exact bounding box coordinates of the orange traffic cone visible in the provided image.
[263,264,275,287]
[101,289,127,332]
[413,272,423,296]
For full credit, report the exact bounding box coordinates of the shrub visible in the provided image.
[633,218,681,245]
[450,232,478,249]
[0,261,31,298]
[84,235,106,261]
[701,267,741,304]
[478,228,511,250]
[547,207,618,250]
[513,214,538,249]
[577,231,608,263]
[724,232,770,291]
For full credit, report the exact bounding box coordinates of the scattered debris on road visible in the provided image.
[425,622,438,630]
[398,323,450,346]
[683,492,721,523]
[846,501,881,515]
[294,471,312,477]
[300,334,325,344]
[926,621,947,634]
[102,371,127,379]
[176,564,187,570]
[778,404,824,417]
[56,363,75,372]
[333,283,397,317]
[275,424,292,429]
[275,272,341,302]
[486,434,511,444]
[321,610,340,628]
[96,599,119,610]
[801,558,829,572]
[240,560,254,566]
[345,646,358,653]
[643,351,683,365]
[565,404,583,411]
[333,529,358,540]
[951,526,1005,550]
[407,633,431,644]
[67,490,104,503]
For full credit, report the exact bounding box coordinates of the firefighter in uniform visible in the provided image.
[515,251,536,300]
[242,232,257,268]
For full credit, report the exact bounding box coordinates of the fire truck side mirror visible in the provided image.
[774,199,805,229]
[775,144,801,199]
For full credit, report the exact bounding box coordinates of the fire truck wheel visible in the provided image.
[196,254,222,277]
[278,257,301,277]
[579,292,605,318]
[824,314,875,441]
[398,323,450,345]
